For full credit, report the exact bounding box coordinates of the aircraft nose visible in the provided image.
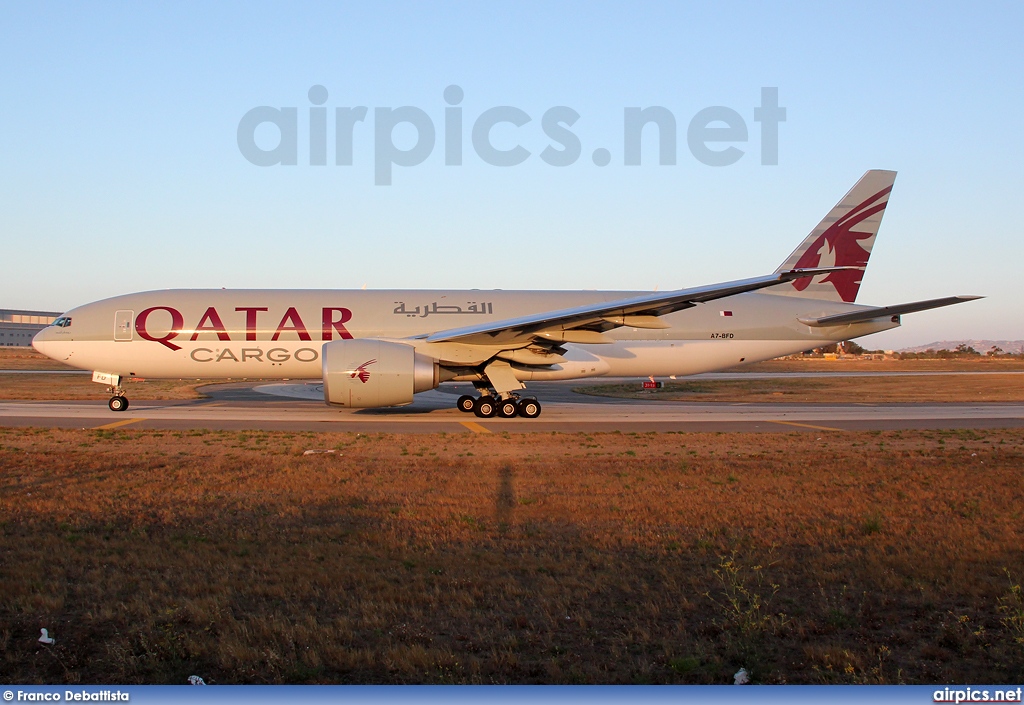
[32,325,57,357]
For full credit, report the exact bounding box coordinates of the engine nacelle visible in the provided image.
[322,339,438,408]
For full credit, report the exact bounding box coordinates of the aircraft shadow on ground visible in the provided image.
[352,404,449,416]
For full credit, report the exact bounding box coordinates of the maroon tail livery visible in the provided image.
[772,170,897,303]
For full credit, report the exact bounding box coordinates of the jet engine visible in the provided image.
[322,339,439,408]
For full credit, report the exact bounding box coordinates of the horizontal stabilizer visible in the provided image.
[797,296,983,327]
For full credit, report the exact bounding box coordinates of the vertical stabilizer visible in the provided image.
[772,170,896,302]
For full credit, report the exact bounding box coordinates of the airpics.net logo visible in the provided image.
[237,85,786,185]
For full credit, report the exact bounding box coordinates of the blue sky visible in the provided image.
[2,2,1022,348]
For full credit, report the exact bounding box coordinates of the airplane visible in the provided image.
[32,170,980,418]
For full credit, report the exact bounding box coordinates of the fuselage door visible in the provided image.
[114,310,134,341]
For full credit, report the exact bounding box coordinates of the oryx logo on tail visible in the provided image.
[773,170,897,303]
[791,184,891,301]
[350,359,376,383]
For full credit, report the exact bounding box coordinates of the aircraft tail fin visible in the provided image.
[772,170,897,302]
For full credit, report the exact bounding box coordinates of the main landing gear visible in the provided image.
[456,393,542,419]
[456,361,540,419]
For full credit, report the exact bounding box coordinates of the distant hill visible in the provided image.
[898,340,1024,354]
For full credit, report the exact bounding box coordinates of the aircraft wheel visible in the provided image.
[496,398,519,418]
[456,394,476,413]
[473,396,497,418]
[108,396,129,412]
[518,397,541,418]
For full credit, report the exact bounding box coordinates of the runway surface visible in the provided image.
[2,378,1023,434]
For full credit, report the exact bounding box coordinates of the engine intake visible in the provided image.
[322,339,438,408]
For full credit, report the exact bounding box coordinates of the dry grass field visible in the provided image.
[0,374,210,401]
[0,348,211,400]
[0,348,77,371]
[8,346,1024,374]
[744,358,1024,373]
[6,346,1024,403]
[578,374,1024,403]
[6,371,1023,403]
[2,427,1023,684]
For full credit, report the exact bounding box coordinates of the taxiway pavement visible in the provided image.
[1,379,1022,434]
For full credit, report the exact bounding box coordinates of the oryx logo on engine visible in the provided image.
[351,359,376,384]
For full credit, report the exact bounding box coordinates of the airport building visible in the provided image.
[0,309,62,347]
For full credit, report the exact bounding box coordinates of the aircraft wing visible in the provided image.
[423,268,853,346]
[797,295,982,327]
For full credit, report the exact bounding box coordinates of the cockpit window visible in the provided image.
[52,316,72,328]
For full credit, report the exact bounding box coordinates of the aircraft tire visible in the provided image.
[456,395,476,413]
[518,398,541,418]
[473,396,497,418]
[108,396,129,412]
[496,398,519,418]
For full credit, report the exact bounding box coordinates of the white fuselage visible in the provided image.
[31,288,896,382]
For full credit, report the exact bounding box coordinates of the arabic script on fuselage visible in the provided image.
[392,301,494,318]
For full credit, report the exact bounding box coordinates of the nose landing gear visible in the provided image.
[95,373,130,412]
